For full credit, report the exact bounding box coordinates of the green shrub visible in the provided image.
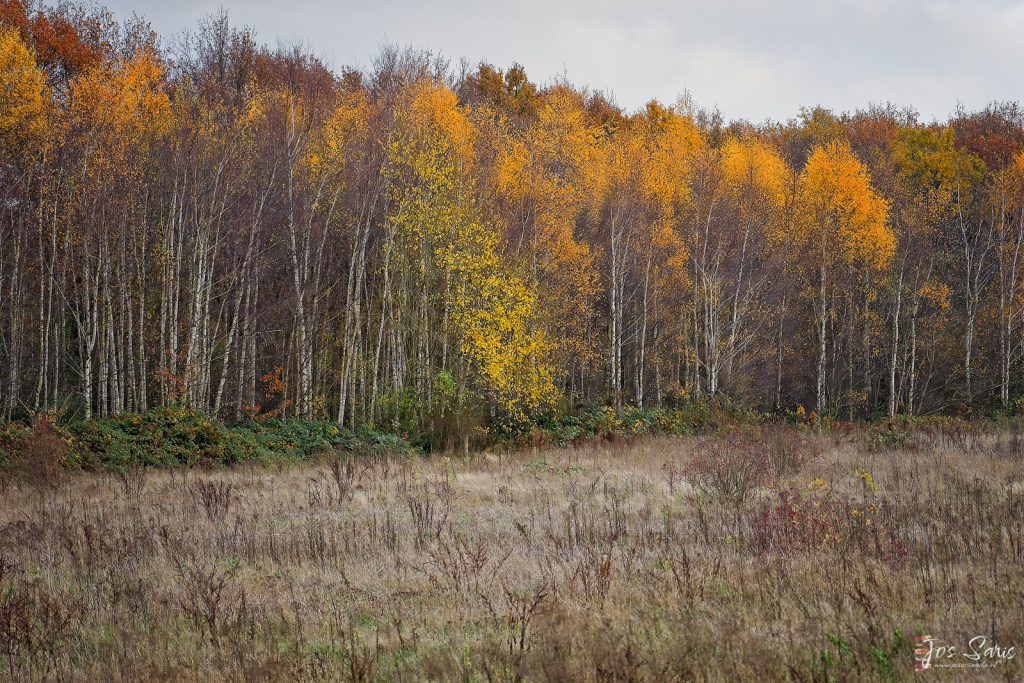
[0,397,764,471]
[0,405,420,471]
[515,399,763,448]
[69,405,247,468]
[0,421,30,470]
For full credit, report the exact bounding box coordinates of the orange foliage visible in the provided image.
[720,136,790,209]
[68,46,170,168]
[796,140,893,270]
[0,24,49,147]
[491,86,601,365]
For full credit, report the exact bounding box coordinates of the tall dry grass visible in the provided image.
[1,425,1022,680]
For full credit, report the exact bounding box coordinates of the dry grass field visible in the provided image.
[2,425,1024,681]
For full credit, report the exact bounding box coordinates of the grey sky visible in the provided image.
[102,0,1023,123]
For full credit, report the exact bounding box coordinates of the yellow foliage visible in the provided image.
[0,26,49,147]
[444,256,560,413]
[496,88,598,215]
[891,127,984,234]
[596,101,703,225]
[636,101,705,209]
[492,86,601,366]
[309,88,369,176]
[720,136,789,208]
[651,218,690,292]
[387,79,557,414]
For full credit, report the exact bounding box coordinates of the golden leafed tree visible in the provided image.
[796,140,892,412]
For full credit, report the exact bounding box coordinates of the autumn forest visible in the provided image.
[3,0,1024,439]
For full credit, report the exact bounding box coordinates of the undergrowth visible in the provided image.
[0,406,418,471]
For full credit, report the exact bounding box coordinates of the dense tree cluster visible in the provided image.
[3,2,1024,436]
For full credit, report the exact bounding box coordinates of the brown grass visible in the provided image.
[1,427,1023,681]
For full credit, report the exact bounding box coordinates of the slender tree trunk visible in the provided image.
[889,265,904,418]
[816,257,829,415]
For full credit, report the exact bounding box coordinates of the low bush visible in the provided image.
[1,405,418,472]
[761,424,818,477]
[1,414,66,487]
[524,399,763,448]
[0,398,768,471]
[752,478,908,568]
[0,421,30,471]
[69,405,244,468]
[684,436,773,506]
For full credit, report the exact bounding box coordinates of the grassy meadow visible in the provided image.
[2,423,1023,681]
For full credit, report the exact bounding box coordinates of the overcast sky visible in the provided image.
[101,0,1023,124]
